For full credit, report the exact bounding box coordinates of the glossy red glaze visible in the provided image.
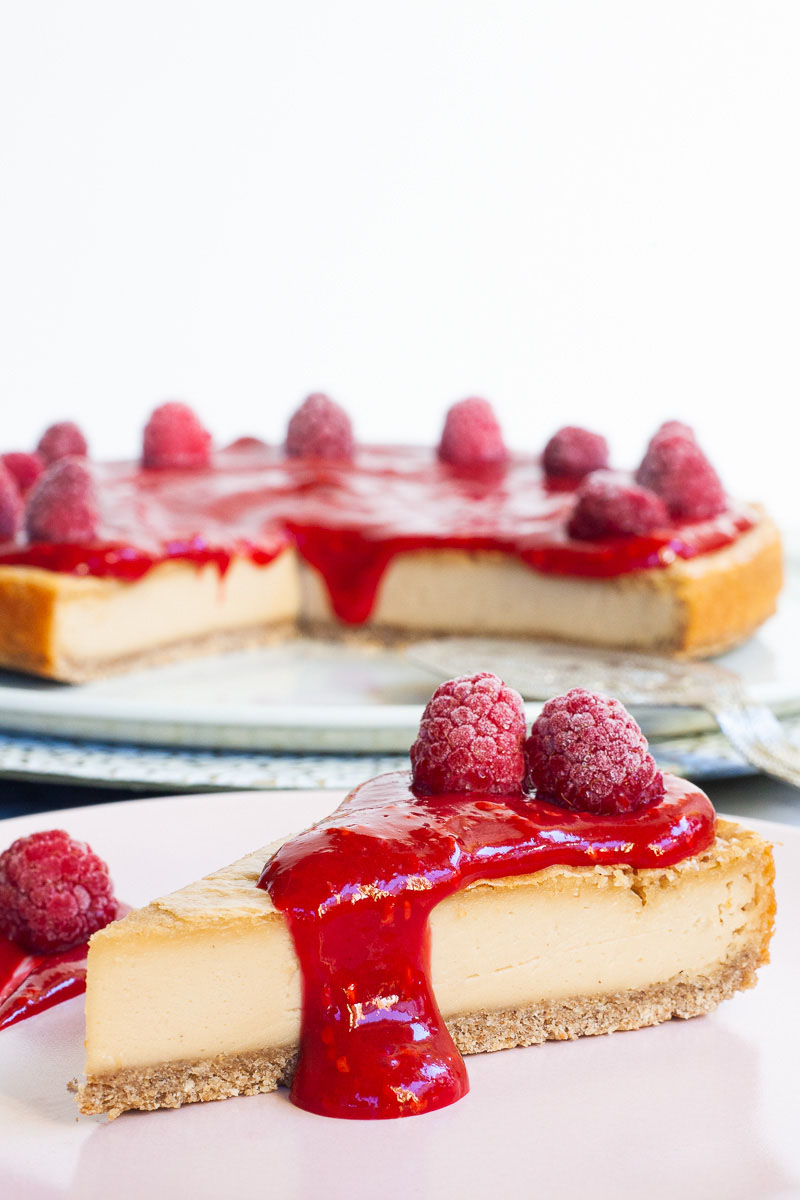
[259,771,716,1120]
[0,444,754,623]
[0,903,130,1031]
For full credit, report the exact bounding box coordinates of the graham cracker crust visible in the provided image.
[77,944,763,1120]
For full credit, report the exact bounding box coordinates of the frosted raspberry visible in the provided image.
[568,470,669,540]
[646,420,695,450]
[542,426,609,479]
[36,421,88,465]
[25,457,99,543]
[0,462,23,540]
[142,401,212,469]
[636,431,725,520]
[1,451,45,495]
[0,830,117,953]
[438,398,509,467]
[525,689,664,815]
[285,394,355,460]
[411,672,526,794]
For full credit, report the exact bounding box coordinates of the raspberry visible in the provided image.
[568,470,669,540]
[25,457,99,543]
[646,420,695,450]
[410,672,526,794]
[636,432,725,520]
[0,829,117,953]
[0,462,23,540]
[285,393,355,460]
[525,689,664,816]
[142,402,212,469]
[438,398,509,467]
[36,421,88,465]
[1,451,45,495]
[542,426,609,479]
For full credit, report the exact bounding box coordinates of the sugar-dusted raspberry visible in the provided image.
[1,451,45,495]
[0,462,23,541]
[636,431,725,520]
[410,672,526,794]
[285,393,355,460]
[36,421,88,465]
[568,470,669,540]
[142,401,212,469]
[25,457,99,543]
[438,398,509,467]
[0,829,117,953]
[646,420,695,451]
[525,688,664,815]
[542,426,609,479]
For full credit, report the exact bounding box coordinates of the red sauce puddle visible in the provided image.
[0,903,130,1031]
[258,771,715,1120]
[0,445,754,624]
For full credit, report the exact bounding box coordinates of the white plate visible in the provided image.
[0,572,798,753]
[0,791,798,1200]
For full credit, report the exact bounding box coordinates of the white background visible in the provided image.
[1,2,798,520]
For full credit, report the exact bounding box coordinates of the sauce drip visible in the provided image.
[0,904,129,1031]
[259,771,715,1120]
[0,444,753,624]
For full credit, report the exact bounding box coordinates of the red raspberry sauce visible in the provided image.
[0,444,754,623]
[0,903,129,1031]
[259,770,715,1120]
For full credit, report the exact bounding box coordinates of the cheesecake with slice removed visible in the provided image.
[77,679,775,1120]
[0,404,784,679]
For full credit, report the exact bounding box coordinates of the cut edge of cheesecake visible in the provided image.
[76,817,775,1120]
[0,513,784,680]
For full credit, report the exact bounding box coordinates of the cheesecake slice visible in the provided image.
[76,679,776,1121]
[77,814,774,1119]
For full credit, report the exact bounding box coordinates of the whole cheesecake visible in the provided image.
[0,404,783,681]
[76,679,776,1121]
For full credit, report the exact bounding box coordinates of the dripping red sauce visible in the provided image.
[259,770,715,1120]
[0,903,130,1031]
[0,444,754,624]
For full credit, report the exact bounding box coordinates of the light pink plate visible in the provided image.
[1,792,798,1200]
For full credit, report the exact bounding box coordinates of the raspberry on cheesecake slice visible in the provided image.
[78,679,774,1120]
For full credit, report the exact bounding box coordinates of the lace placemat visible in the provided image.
[3,719,800,792]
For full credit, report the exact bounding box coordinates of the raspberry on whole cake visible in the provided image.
[542,425,609,480]
[0,462,23,541]
[285,394,354,460]
[1,452,44,496]
[25,457,99,543]
[36,421,88,465]
[142,402,212,470]
[636,424,726,520]
[568,470,669,540]
[438,398,509,466]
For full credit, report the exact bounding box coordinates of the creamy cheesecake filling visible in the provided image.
[83,821,773,1080]
[300,549,682,645]
[55,552,300,666]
